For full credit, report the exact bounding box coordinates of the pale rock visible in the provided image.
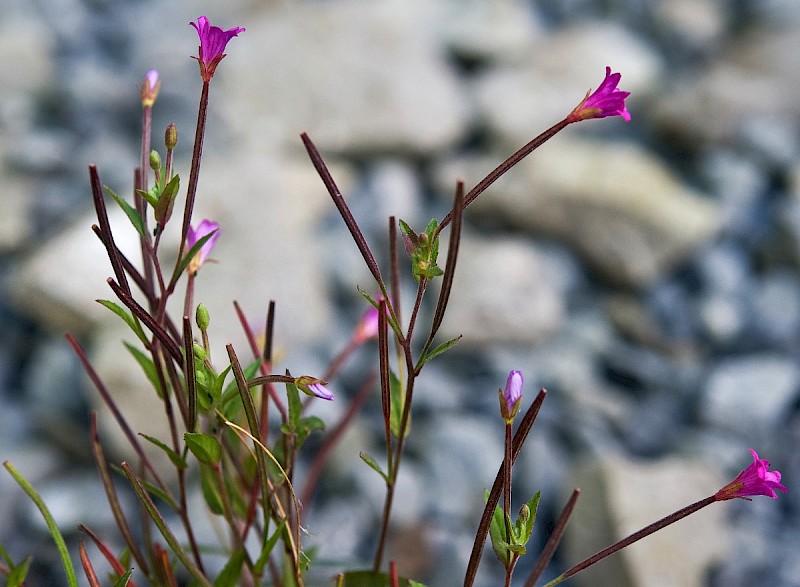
[655,0,726,55]
[220,0,470,156]
[475,21,662,146]
[701,355,800,440]
[0,167,33,252]
[565,453,728,587]
[445,137,721,287]
[439,231,564,345]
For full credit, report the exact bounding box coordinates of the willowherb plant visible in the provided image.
[1,15,786,587]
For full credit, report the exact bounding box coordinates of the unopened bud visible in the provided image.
[519,504,530,524]
[149,150,161,171]
[140,69,160,107]
[165,123,178,151]
[193,342,206,361]
[196,303,210,331]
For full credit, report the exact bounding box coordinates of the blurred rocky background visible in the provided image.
[1,0,799,585]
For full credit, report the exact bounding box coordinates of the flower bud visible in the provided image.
[149,150,161,172]
[140,69,160,107]
[295,375,334,401]
[165,123,178,151]
[193,342,207,361]
[196,303,210,331]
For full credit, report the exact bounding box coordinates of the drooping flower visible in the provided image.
[567,66,631,123]
[186,219,220,275]
[352,296,393,344]
[140,69,160,107]
[190,16,245,82]
[714,449,787,501]
[498,370,523,423]
[295,376,335,401]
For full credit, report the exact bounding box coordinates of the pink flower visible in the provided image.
[295,376,335,401]
[140,69,160,107]
[190,16,245,82]
[186,219,220,275]
[715,449,787,501]
[498,370,523,423]
[352,296,393,344]
[567,66,631,123]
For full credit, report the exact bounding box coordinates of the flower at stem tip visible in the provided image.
[190,16,245,82]
[715,448,787,501]
[295,376,335,401]
[186,219,220,275]
[140,69,160,107]
[498,370,523,423]
[567,66,631,123]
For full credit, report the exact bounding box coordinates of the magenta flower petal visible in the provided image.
[498,370,523,422]
[715,449,787,501]
[295,376,335,401]
[186,219,220,274]
[308,383,335,401]
[190,16,245,82]
[567,66,631,123]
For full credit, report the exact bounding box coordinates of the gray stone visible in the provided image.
[702,355,800,439]
[438,231,565,345]
[565,453,728,587]
[448,138,722,287]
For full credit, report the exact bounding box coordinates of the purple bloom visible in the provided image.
[295,376,335,401]
[190,16,245,82]
[186,219,220,275]
[715,449,787,501]
[353,296,393,344]
[567,66,631,123]
[498,370,523,422]
[140,69,160,107]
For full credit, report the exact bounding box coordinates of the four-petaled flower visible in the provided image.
[295,376,335,401]
[567,66,631,123]
[140,69,160,108]
[715,449,787,501]
[186,219,220,275]
[498,370,524,423]
[190,16,245,82]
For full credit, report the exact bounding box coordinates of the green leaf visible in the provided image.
[336,570,426,586]
[176,230,218,277]
[286,380,302,431]
[139,433,187,470]
[136,187,159,208]
[3,462,79,587]
[416,335,461,369]
[389,370,408,439]
[104,185,145,236]
[112,569,133,587]
[184,432,222,465]
[154,174,180,225]
[6,555,32,587]
[213,549,244,587]
[124,343,164,398]
[253,520,286,575]
[359,452,388,483]
[486,490,511,566]
[516,491,541,546]
[138,476,178,511]
[200,465,224,515]
[97,300,149,346]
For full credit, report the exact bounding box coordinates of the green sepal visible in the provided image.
[184,432,221,465]
[97,299,149,346]
[104,185,145,236]
[359,451,388,483]
[139,433,187,470]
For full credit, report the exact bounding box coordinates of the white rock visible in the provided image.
[439,231,565,345]
[565,453,729,587]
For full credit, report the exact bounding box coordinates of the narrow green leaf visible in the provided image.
[135,187,159,208]
[389,370,408,439]
[112,569,133,587]
[213,549,245,587]
[3,461,79,587]
[336,570,426,586]
[176,230,218,277]
[104,185,145,236]
[97,300,148,346]
[286,380,302,431]
[200,465,224,515]
[184,432,221,465]
[154,174,180,225]
[253,520,286,575]
[416,335,462,369]
[6,555,32,587]
[486,490,510,566]
[139,433,187,470]
[123,343,164,398]
[359,452,388,483]
[0,543,14,567]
